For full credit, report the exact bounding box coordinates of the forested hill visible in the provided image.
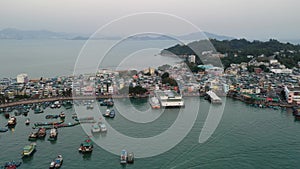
[161,39,300,68]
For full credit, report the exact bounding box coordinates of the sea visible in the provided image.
[0,40,300,169]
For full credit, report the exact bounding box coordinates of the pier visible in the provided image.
[206,91,222,104]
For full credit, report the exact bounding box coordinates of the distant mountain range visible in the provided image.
[0,28,234,41]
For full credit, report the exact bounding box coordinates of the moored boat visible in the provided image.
[91,123,100,133]
[48,128,58,141]
[99,122,107,132]
[34,106,44,114]
[49,155,63,169]
[2,161,22,169]
[25,118,30,125]
[22,143,36,157]
[7,116,17,127]
[120,149,127,164]
[103,109,115,118]
[127,152,134,163]
[45,115,60,119]
[78,139,93,153]
[149,96,161,109]
[34,121,63,127]
[37,127,46,138]
[59,112,65,119]
[28,130,38,141]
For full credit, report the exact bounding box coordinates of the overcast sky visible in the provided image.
[1,0,299,40]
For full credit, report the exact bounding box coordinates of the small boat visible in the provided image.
[34,106,44,114]
[120,149,127,164]
[59,112,65,119]
[7,116,17,127]
[99,99,114,106]
[14,111,22,116]
[37,128,46,138]
[91,123,101,133]
[149,96,161,109]
[0,127,8,132]
[2,161,22,169]
[127,152,134,163]
[86,104,94,110]
[49,155,63,169]
[22,143,36,157]
[99,122,107,132]
[28,130,38,141]
[25,118,30,125]
[34,121,63,127]
[45,115,60,119]
[78,139,93,153]
[48,128,58,141]
[103,109,115,118]
[63,101,73,109]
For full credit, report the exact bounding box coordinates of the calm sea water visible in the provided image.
[0,98,300,169]
[0,39,183,79]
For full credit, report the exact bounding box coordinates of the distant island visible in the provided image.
[161,39,300,69]
[0,28,233,41]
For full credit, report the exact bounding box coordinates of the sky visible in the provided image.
[1,0,299,41]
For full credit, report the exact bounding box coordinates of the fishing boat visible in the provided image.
[34,121,63,127]
[103,109,115,118]
[78,139,93,153]
[91,123,101,133]
[7,116,17,127]
[14,111,22,116]
[149,96,161,109]
[37,127,46,138]
[120,149,127,164]
[0,127,8,132]
[48,128,58,141]
[25,118,30,125]
[45,115,60,119]
[28,130,38,141]
[4,113,10,119]
[22,143,36,157]
[2,161,22,169]
[49,155,63,169]
[127,152,134,163]
[99,99,114,106]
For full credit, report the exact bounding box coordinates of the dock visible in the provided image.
[206,91,222,104]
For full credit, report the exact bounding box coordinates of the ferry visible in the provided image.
[22,143,36,157]
[149,96,161,109]
[154,90,184,107]
[49,155,63,169]
[120,149,127,164]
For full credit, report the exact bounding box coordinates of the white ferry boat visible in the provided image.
[154,90,184,107]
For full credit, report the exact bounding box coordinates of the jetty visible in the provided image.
[206,91,222,104]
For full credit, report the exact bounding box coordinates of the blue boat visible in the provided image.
[103,109,115,118]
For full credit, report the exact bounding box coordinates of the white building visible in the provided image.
[17,73,28,83]
[188,55,196,64]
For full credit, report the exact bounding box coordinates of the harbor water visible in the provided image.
[0,98,300,169]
